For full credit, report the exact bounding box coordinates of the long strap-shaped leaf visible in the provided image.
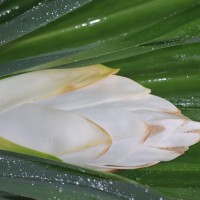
[0,0,93,45]
[0,150,174,200]
[0,0,42,24]
[0,0,199,64]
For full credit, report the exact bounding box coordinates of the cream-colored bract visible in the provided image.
[0,64,199,171]
[0,64,118,113]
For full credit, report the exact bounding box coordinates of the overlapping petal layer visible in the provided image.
[0,65,199,171]
[0,64,118,113]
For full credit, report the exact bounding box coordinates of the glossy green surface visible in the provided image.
[0,0,93,45]
[0,0,42,24]
[0,151,171,200]
[0,0,199,199]
[0,0,199,63]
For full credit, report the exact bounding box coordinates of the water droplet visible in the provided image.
[81,23,87,27]
[89,19,100,25]
[75,181,79,185]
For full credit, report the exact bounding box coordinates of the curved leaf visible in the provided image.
[107,43,200,112]
[0,0,93,45]
[0,0,199,63]
[0,43,96,78]
[0,0,199,200]
[0,151,172,200]
[0,0,42,24]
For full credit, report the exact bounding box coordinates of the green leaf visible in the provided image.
[0,150,172,200]
[0,43,96,78]
[0,191,33,200]
[0,0,199,64]
[0,0,93,45]
[0,0,42,24]
[0,0,199,200]
[107,43,200,112]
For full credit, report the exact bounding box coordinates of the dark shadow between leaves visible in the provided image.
[0,191,35,200]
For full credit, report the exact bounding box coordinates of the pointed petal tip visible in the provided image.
[178,120,200,146]
[55,64,119,95]
[0,64,119,113]
[84,64,119,75]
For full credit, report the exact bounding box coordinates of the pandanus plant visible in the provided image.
[1,64,199,171]
[0,0,200,199]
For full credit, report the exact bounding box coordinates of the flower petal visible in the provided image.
[110,94,180,114]
[88,146,181,170]
[0,104,111,163]
[0,137,61,161]
[69,104,149,165]
[0,64,118,112]
[37,75,150,110]
[144,119,200,148]
[35,74,200,170]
